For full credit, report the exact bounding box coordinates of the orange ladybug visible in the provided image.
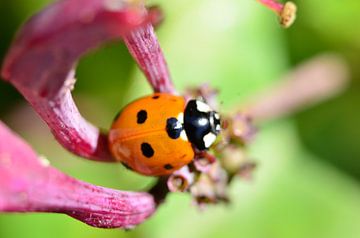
[109,93,221,176]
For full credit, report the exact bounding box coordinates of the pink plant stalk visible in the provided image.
[1,0,173,162]
[244,54,349,122]
[0,121,155,228]
[257,0,284,12]
[124,24,175,93]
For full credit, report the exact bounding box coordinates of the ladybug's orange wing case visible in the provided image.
[109,93,194,176]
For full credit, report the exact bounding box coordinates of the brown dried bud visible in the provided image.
[194,151,217,173]
[184,84,219,110]
[227,113,256,145]
[220,145,248,175]
[167,166,194,192]
[190,174,217,205]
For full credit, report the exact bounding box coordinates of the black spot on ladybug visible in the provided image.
[137,110,147,124]
[121,162,133,171]
[152,95,160,99]
[141,143,154,158]
[166,117,183,139]
[164,164,174,170]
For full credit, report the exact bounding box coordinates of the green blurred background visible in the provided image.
[1,0,360,237]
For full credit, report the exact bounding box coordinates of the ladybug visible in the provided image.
[109,93,221,176]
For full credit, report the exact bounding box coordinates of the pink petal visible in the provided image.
[1,0,173,161]
[0,121,156,228]
[124,24,175,93]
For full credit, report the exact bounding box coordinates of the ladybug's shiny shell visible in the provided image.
[109,93,194,176]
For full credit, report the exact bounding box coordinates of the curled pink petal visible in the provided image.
[0,121,156,228]
[2,0,149,98]
[1,0,171,161]
[124,24,175,93]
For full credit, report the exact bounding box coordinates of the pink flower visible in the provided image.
[0,0,168,228]
[1,0,346,229]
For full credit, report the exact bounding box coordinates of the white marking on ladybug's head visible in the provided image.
[177,112,184,124]
[209,113,214,126]
[198,117,208,126]
[203,132,217,148]
[196,100,211,113]
[214,112,220,120]
[180,130,188,141]
[216,124,221,131]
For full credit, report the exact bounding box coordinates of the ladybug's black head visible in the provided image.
[184,99,221,150]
